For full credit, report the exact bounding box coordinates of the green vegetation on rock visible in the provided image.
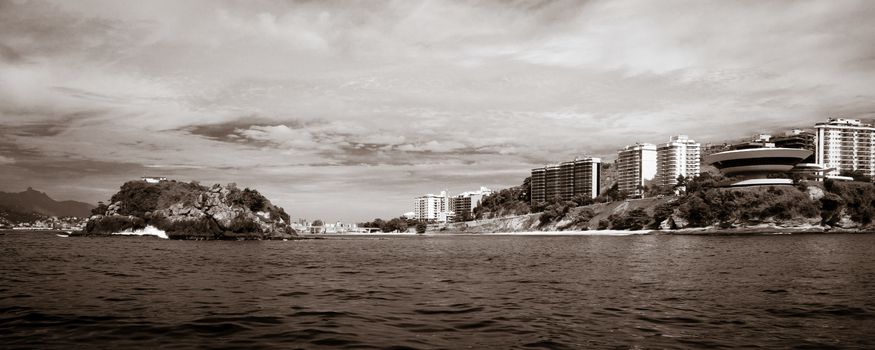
[84,180,295,240]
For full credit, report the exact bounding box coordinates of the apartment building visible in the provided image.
[413,191,450,222]
[656,135,701,190]
[530,157,601,204]
[451,187,493,221]
[616,143,657,197]
[773,129,816,163]
[815,118,875,176]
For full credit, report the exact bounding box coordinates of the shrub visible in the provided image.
[608,208,651,230]
[823,181,875,225]
[474,180,530,218]
[227,187,269,212]
[651,202,677,229]
[110,181,162,217]
[675,186,820,228]
[538,201,573,227]
[91,202,108,216]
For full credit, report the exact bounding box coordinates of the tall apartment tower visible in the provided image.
[656,135,701,190]
[530,168,546,204]
[616,143,657,197]
[413,191,450,222]
[815,118,875,176]
[530,157,601,204]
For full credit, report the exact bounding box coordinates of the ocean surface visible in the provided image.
[2,231,875,349]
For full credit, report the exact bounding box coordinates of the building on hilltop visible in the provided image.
[616,143,657,198]
[451,187,493,222]
[815,118,875,177]
[142,176,167,184]
[731,134,775,150]
[529,157,601,204]
[656,135,700,191]
[773,129,816,163]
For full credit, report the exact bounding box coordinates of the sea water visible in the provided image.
[2,232,874,348]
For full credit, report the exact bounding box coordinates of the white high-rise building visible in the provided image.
[616,143,657,197]
[815,118,875,177]
[413,191,451,222]
[656,135,701,190]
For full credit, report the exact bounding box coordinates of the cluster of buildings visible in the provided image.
[529,118,875,204]
[530,135,702,202]
[290,219,362,234]
[402,118,873,222]
[0,216,87,231]
[413,187,493,223]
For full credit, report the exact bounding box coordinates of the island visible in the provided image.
[80,180,296,240]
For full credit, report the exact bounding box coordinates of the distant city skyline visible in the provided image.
[1,0,875,222]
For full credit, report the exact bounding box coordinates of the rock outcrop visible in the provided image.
[83,180,296,240]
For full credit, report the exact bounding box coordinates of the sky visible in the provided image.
[1,0,875,222]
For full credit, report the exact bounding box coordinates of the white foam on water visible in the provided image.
[112,225,169,239]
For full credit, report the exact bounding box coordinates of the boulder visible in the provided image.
[669,213,689,229]
[806,186,825,201]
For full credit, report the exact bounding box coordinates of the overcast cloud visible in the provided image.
[1,0,874,222]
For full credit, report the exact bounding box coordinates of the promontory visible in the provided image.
[82,180,296,240]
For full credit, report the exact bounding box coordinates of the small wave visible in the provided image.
[112,225,168,239]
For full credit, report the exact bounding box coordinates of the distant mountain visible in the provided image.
[0,187,95,218]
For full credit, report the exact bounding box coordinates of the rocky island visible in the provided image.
[81,180,296,240]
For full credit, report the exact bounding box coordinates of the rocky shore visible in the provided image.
[80,180,296,240]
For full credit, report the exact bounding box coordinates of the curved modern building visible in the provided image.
[704,148,814,186]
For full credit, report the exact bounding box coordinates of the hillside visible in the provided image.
[0,187,94,218]
[436,178,875,233]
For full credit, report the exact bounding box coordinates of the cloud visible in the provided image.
[0,154,14,165]
[0,0,874,221]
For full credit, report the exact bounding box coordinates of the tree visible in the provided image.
[674,175,687,195]
[840,169,873,183]
[571,194,594,207]
[415,222,427,234]
[608,208,651,230]
[686,173,724,193]
[596,183,626,203]
[91,201,108,216]
[651,202,677,229]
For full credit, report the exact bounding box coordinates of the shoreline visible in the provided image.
[6,228,873,239]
